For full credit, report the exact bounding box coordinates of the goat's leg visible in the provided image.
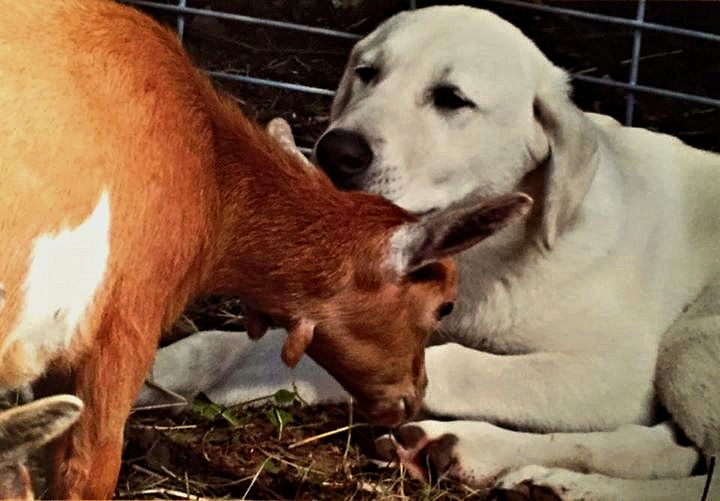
[48,315,160,499]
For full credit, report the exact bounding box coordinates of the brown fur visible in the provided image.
[0,1,470,498]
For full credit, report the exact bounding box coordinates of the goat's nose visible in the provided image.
[315,128,373,184]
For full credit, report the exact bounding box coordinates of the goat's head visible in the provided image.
[309,193,531,425]
[248,192,532,426]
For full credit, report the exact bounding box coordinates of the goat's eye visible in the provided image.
[354,65,378,84]
[432,86,475,111]
[437,302,454,319]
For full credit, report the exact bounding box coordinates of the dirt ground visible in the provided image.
[118,399,479,500]
[113,1,720,499]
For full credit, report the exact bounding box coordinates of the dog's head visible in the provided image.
[315,6,599,248]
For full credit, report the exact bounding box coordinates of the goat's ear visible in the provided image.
[0,395,83,463]
[281,318,316,368]
[534,69,599,249]
[388,193,533,276]
[266,117,312,167]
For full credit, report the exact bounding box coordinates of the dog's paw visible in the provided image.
[375,421,461,481]
[493,465,602,501]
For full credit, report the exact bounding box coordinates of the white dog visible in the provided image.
[138,6,720,499]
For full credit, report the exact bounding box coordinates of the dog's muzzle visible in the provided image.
[315,128,373,188]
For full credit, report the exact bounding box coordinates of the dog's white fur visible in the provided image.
[138,6,720,499]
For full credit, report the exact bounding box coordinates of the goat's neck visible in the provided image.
[202,119,410,318]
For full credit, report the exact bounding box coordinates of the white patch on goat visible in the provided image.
[386,223,425,276]
[6,191,111,379]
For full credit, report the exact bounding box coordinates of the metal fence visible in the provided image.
[121,0,720,134]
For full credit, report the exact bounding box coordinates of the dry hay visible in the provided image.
[117,376,476,499]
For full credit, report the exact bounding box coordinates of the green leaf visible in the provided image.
[273,389,297,405]
[191,399,242,427]
[266,408,295,431]
[262,458,280,474]
[219,408,241,427]
[191,400,224,421]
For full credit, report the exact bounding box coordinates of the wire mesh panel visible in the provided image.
[119,0,720,151]
[108,3,718,497]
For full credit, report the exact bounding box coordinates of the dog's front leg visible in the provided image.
[135,329,350,409]
[422,343,654,431]
[495,464,715,501]
[656,275,720,458]
[375,420,699,490]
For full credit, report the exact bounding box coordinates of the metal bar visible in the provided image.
[207,71,336,96]
[204,69,720,108]
[486,0,720,43]
[625,0,645,125]
[572,74,720,108]
[120,1,720,109]
[120,0,362,40]
[124,0,720,44]
[176,0,186,40]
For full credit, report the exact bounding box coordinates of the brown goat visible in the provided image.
[0,1,531,498]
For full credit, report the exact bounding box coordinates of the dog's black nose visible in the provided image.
[315,129,373,183]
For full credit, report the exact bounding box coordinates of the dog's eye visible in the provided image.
[354,65,378,84]
[432,86,475,111]
[437,302,454,319]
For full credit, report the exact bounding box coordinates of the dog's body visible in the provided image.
[417,113,720,432]
[139,6,720,499]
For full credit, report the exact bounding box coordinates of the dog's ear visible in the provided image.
[534,71,599,249]
[330,49,358,120]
